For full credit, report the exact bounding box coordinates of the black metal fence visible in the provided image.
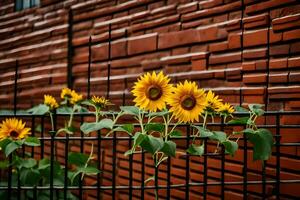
[1,110,300,199]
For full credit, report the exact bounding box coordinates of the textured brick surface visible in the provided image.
[0,0,300,199]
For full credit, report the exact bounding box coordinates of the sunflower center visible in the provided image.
[181,95,196,110]
[147,85,162,101]
[9,130,19,138]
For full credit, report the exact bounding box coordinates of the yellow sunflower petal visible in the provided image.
[131,71,173,112]
[0,118,31,140]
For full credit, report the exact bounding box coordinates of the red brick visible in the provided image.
[127,33,157,55]
[269,58,287,70]
[269,28,282,43]
[245,0,297,14]
[209,41,228,52]
[243,13,269,29]
[242,62,255,71]
[192,59,206,71]
[288,57,300,68]
[255,60,268,70]
[243,74,267,84]
[269,44,290,56]
[177,2,198,14]
[289,72,300,83]
[243,48,267,59]
[290,41,300,53]
[209,52,241,65]
[269,73,288,83]
[111,39,127,58]
[228,33,241,49]
[158,29,200,49]
[243,29,268,47]
[272,13,300,31]
[91,44,108,62]
[283,29,300,41]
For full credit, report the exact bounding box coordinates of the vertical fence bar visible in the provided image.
[185,125,190,200]
[221,118,225,200]
[50,130,55,200]
[141,151,145,199]
[129,135,133,200]
[32,116,37,199]
[166,155,171,200]
[203,138,208,200]
[97,129,102,200]
[67,9,73,89]
[41,116,45,159]
[275,113,280,199]
[79,116,84,199]
[243,131,248,199]
[112,131,116,200]
[106,23,111,99]
[155,162,159,199]
[64,134,69,199]
[87,36,92,99]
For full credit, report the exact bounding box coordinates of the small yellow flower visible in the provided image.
[0,118,31,140]
[61,88,73,99]
[168,81,207,123]
[217,103,235,115]
[91,96,110,108]
[132,71,173,112]
[70,90,83,105]
[205,90,222,112]
[44,95,59,109]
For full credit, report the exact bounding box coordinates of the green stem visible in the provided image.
[95,107,99,123]
[49,112,54,132]
[203,112,208,128]
[81,143,94,180]
[68,106,76,128]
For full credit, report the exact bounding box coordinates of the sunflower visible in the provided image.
[44,95,59,110]
[91,96,111,109]
[70,90,83,105]
[61,88,73,99]
[205,90,222,113]
[168,81,207,123]
[132,71,173,112]
[217,103,235,115]
[0,118,31,140]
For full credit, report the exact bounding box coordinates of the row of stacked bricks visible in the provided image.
[0,0,300,199]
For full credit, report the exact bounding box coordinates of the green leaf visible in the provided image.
[5,142,21,157]
[228,117,249,125]
[0,160,9,169]
[70,167,100,184]
[114,124,134,135]
[145,123,164,133]
[222,140,238,156]
[209,131,227,143]
[133,132,147,147]
[246,128,274,161]
[68,152,89,167]
[38,158,51,170]
[120,106,140,116]
[20,168,40,186]
[248,104,264,116]
[21,158,37,168]
[81,100,95,107]
[160,141,176,157]
[147,109,169,117]
[35,124,42,133]
[0,138,11,151]
[124,149,134,156]
[27,104,49,115]
[191,125,214,138]
[187,144,204,156]
[169,130,182,137]
[140,135,164,155]
[234,105,249,113]
[57,106,73,114]
[24,137,40,146]
[80,118,114,134]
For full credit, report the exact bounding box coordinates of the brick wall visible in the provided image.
[0,0,300,199]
